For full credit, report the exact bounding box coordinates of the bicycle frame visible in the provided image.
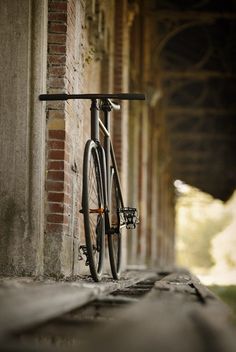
[39,92,145,233]
[39,92,145,280]
[90,97,124,234]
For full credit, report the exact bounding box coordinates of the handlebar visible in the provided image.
[39,93,146,101]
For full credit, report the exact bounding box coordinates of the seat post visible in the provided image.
[90,99,99,141]
[101,100,112,204]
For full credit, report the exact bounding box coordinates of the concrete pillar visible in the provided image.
[0,0,47,276]
[113,0,130,269]
[138,105,149,264]
[150,130,159,265]
[127,104,140,265]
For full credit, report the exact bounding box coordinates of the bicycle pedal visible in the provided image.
[120,207,139,229]
[79,245,90,266]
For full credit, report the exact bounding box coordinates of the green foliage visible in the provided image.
[208,285,236,324]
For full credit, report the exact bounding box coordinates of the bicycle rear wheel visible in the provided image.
[82,140,105,282]
[108,169,123,279]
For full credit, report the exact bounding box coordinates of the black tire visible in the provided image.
[108,169,123,279]
[82,140,105,281]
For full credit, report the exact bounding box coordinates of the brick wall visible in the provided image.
[45,0,84,277]
[0,0,177,279]
[44,0,117,277]
[44,0,176,277]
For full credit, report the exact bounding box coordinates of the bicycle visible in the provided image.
[39,93,145,281]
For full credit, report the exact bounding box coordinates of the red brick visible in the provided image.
[48,203,64,213]
[48,66,66,77]
[49,2,67,13]
[49,130,65,140]
[47,181,64,192]
[48,192,64,202]
[48,150,65,160]
[48,140,65,150]
[48,171,65,181]
[47,214,64,223]
[48,13,67,22]
[48,33,66,45]
[48,160,64,170]
[49,44,66,54]
[48,54,66,65]
[49,23,67,34]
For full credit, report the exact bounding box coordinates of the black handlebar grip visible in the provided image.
[39,93,146,101]
[113,93,145,100]
[39,94,68,101]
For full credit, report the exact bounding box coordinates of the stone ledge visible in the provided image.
[0,270,156,338]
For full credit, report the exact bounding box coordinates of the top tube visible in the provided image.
[39,93,145,101]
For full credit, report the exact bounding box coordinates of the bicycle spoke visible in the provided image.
[82,141,105,281]
[88,162,97,199]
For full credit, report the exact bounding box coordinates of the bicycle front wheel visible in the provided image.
[108,169,123,280]
[82,140,105,282]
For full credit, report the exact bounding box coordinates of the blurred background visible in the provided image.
[175,181,236,316]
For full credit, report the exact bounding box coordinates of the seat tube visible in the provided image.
[104,109,111,205]
[90,99,99,141]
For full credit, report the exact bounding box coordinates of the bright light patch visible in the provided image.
[176,183,236,285]
[173,179,190,194]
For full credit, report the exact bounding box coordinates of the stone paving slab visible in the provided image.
[79,270,236,352]
[1,269,235,352]
[0,270,156,338]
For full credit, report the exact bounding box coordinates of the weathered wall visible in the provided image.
[0,0,176,278]
[44,0,119,277]
[127,2,176,269]
[0,0,47,276]
[45,0,78,277]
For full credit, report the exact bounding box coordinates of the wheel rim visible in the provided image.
[108,171,122,279]
[83,143,105,280]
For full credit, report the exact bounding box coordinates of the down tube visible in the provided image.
[98,145,108,208]
[110,142,125,209]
